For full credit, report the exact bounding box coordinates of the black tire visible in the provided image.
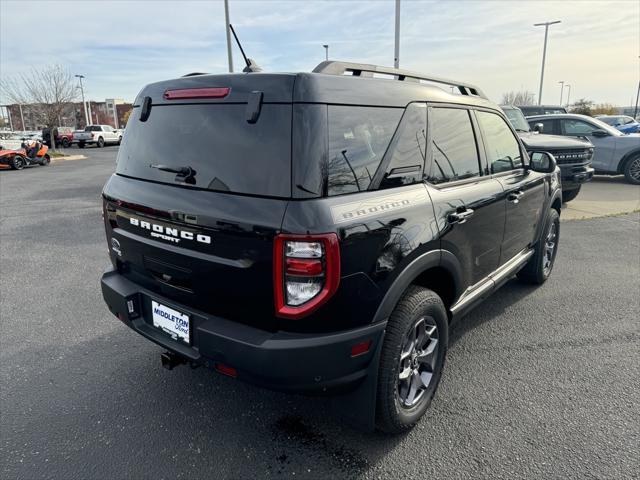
[78,142,85,149]
[517,208,560,285]
[118,136,122,145]
[623,155,640,185]
[10,155,25,170]
[562,187,581,203]
[40,154,50,166]
[97,137,105,148]
[376,286,448,434]
[62,137,70,148]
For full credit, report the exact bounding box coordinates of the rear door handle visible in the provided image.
[448,208,474,224]
[507,191,524,203]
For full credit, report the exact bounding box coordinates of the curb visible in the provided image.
[51,155,87,163]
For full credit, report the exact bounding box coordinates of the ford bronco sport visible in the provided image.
[101,61,562,433]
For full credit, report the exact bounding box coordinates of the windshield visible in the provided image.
[501,107,530,132]
[588,117,625,136]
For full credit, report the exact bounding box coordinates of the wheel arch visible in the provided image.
[372,249,463,323]
[617,148,640,174]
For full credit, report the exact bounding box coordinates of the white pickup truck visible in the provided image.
[73,125,122,148]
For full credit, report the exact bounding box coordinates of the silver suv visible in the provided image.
[527,113,640,185]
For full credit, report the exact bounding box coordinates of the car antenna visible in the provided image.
[229,23,262,73]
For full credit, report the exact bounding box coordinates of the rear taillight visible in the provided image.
[274,234,340,319]
[163,87,230,100]
[91,133,95,139]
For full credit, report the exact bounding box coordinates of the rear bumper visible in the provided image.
[101,266,385,393]
[560,165,594,189]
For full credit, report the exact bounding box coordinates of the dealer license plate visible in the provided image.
[151,300,190,344]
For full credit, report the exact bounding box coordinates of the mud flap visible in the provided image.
[330,331,385,432]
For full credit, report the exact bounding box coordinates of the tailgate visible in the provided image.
[103,175,288,331]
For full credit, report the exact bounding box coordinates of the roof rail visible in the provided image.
[312,61,488,100]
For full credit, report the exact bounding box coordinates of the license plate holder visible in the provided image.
[151,300,190,344]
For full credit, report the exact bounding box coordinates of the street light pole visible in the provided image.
[565,84,571,108]
[224,0,234,73]
[394,0,401,68]
[558,80,565,105]
[323,44,329,61]
[534,20,561,105]
[75,75,88,127]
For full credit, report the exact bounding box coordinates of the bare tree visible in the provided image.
[501,90,536,106]
[569,98,594,116]
[1,65,78,149]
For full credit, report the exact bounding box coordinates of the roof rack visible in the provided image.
[312,61,488,100]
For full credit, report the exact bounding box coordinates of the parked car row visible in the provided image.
[509,106,640,187]
[41,125,123,148]
[501,106,594,202]
[525,113,640,185]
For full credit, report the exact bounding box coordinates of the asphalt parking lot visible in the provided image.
[1,148,639,479]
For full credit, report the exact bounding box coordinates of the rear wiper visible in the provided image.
[150,164,195,177]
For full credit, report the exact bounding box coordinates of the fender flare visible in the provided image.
[372,249,463,323]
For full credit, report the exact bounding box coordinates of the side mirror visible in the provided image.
[528,151,557,173]
[591,129,609,138]
[533,123,544,133]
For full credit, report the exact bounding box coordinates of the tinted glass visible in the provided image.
[378,103,427,190]
[597,117,617,126]
[476,111,523,173]
[563,119,598,135]
[86,126,102,131]
[116,104,291,197]
[327,106,402,196]
[428,108,480,184]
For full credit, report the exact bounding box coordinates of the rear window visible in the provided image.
[115,104,292,197]
[86,126,102,132]
[326,106,402,196]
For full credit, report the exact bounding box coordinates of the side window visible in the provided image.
[529,118,556,134]
[562,119,598,135]
[378,103,427,190]
[327,106,402,196]
[476,111,523,173]
[427,107,480,184]
[104,125,113,132]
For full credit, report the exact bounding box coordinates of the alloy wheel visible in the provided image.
[397,316,439,408]
[543,222,557,275]
[628,157,640,182]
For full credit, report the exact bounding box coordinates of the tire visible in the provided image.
[376,286,448,434]
[62,137,70,148]
[623,155,640,185]
[517,208,560,285]
[97,137,105,148]
[40,154,50,166]
[78,142,85,149]
[118,136,122,145]
[562,186,581,203]
[10,155,25,170]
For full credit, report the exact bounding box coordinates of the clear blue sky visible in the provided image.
[1,0,638,105]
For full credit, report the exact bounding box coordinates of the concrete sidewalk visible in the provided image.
[562,175,640,221]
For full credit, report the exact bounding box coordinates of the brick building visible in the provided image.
[6,99,133,131]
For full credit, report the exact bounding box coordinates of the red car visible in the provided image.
[43,126,74,148]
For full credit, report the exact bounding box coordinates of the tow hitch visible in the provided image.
[161,351,186,370]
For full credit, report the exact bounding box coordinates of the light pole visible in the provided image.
[534,20,561,105]
[75,74,89,127]
[394,0,401,68]
[224,0,233,73]
[565,84,571,108]
[323,44,329,61]
[558,80,565,105]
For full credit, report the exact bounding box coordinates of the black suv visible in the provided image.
[101,62,562,433]
[502,105,594,202]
